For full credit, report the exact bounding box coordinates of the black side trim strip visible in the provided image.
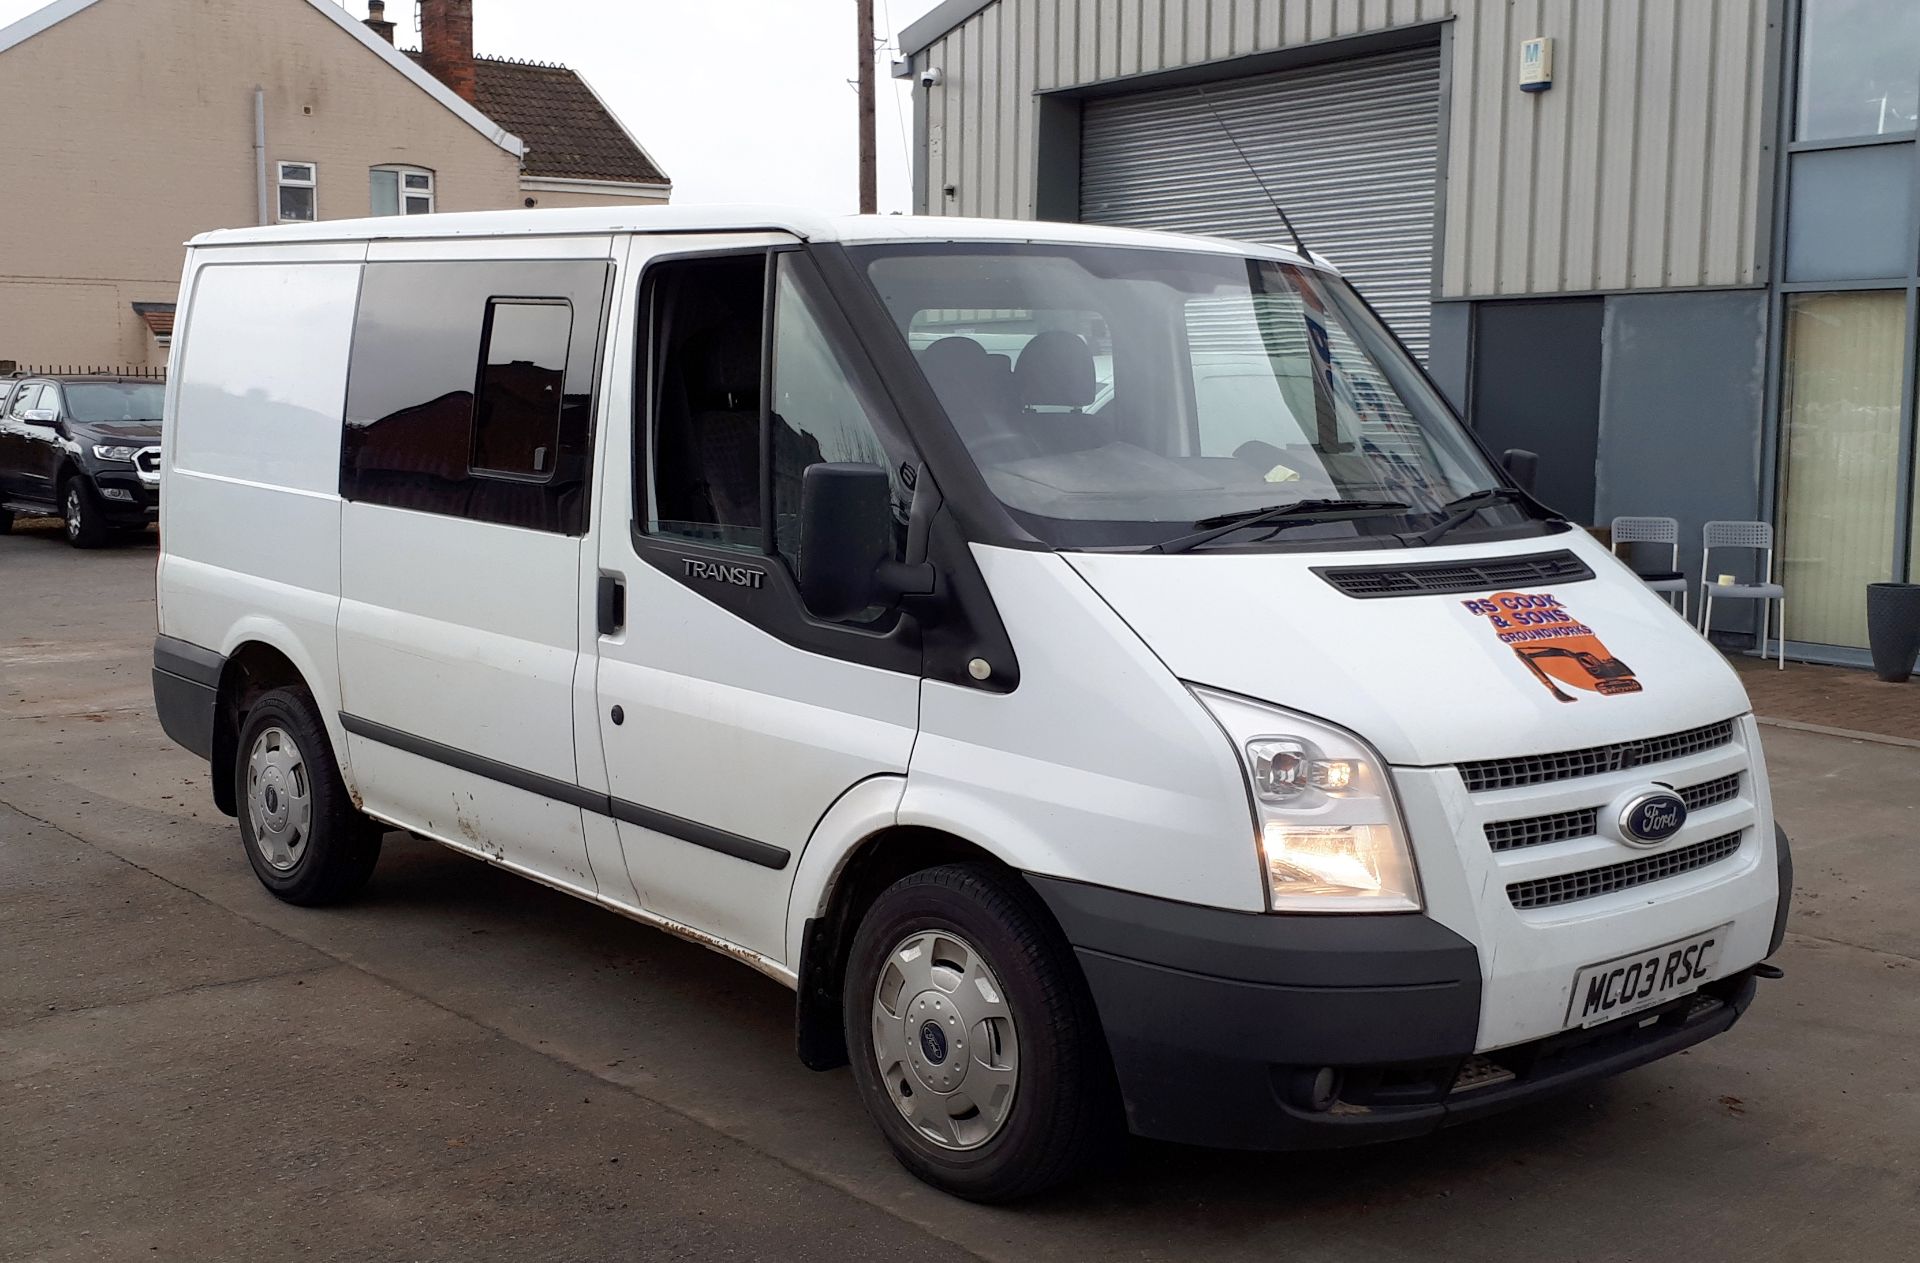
[339,712,790,870]
[609,797,791,869]
[155,635,226,688]
[341,712,604,810]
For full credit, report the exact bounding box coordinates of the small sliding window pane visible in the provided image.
[471,300,572,480]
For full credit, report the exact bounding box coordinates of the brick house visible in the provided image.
[0,0,668,369]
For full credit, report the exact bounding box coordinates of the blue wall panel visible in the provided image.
[1595,289,1770,631]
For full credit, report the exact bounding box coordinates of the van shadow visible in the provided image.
[8,516,156,547]
[346,835,1664,1229]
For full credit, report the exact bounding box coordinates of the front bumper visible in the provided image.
[90,467,159,523]
[1030,872,1778,1151]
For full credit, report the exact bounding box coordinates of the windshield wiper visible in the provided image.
[1403,487,1545,547]
[1153,498,1412,555]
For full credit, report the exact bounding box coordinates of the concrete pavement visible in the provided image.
[2,521,1916,1261]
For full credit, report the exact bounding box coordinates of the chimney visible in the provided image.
[419,0,476,105]
[364,0,395,44]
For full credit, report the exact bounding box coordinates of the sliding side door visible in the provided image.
[335,236,614,896]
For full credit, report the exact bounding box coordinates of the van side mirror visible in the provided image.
[1502,448,1539,494]
[796,463,933,621]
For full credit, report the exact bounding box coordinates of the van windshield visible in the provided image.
[856,243,1533,550]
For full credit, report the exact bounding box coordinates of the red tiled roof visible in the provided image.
[407,52,667,186]
[132,302,175,337]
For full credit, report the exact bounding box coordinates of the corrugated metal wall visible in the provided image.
[1079,46,1442,356]
[913,0,1775,297]
[1443,0,1773,296]
[920,0,1453,227]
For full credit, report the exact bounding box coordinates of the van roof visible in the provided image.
[187,205,1316,266]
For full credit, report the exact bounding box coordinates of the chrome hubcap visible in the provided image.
[871,930,1019,1151]
[246,726,313,871]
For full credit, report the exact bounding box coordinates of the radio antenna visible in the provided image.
[1196,87,1311,258]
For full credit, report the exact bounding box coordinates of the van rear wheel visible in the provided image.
[234,687,381,905]
[843,862,1114,1202]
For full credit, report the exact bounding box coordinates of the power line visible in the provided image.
[878,0,912,196]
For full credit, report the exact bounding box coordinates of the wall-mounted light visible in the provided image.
[1519,37,1553,93]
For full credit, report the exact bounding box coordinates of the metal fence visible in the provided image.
[2,363,167,379]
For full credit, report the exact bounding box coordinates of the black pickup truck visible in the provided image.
[0,375,164,546]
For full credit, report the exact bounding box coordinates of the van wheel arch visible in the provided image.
[795,827,1086,1072]
[209,643,311,817]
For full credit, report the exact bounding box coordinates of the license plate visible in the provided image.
[1565,925,1728,1028]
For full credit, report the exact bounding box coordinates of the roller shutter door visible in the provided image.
[1080,45,1442,360]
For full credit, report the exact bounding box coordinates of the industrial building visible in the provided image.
[897,0,1918,664]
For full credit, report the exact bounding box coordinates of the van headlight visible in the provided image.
[1192,686,1421,913]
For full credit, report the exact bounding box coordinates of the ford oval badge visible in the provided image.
[1620,790,1687,846]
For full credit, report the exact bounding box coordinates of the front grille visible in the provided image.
[1313,549,1593,599]
[1681,773,1741,810]
[1485,771,1745,853]
[1507,831,1744,909]
[1486,807,1598,852]
[1460,720,1736,793]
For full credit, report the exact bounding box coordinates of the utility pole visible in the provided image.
[857,0,877,213]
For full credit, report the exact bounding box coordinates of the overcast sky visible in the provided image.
[0,0,942,212]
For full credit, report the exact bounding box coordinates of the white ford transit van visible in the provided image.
[152,207,1789,1201]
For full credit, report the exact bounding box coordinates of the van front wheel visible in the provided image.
[843,863,1114,1202]
[234,687,381,905]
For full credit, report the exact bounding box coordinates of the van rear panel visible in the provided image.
[160,251,362,722]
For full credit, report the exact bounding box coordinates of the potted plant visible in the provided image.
[1867,581,1920,683]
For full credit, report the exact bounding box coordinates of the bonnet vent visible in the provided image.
[1313,550,1594,599]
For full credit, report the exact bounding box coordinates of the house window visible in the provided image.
[278,161,316,222]
[371,166,434,216]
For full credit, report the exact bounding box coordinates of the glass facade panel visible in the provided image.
[1778,291,1906,647]
[1912,429,1920,583]
[1783,144,1916,281]
[1797,0,1920,140]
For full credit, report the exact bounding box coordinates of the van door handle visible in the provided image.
[596,574,626,636]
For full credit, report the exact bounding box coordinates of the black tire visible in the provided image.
[61,476,111,549]
[843,862,1116,1202]
[233,686,381,906]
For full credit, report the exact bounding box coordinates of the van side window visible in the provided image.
[643,255,768,551]
[342,260,611,533]
[641,252,911,582]
[767,255,909,576]
[639,249,915,627]
[471,299,572,480]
